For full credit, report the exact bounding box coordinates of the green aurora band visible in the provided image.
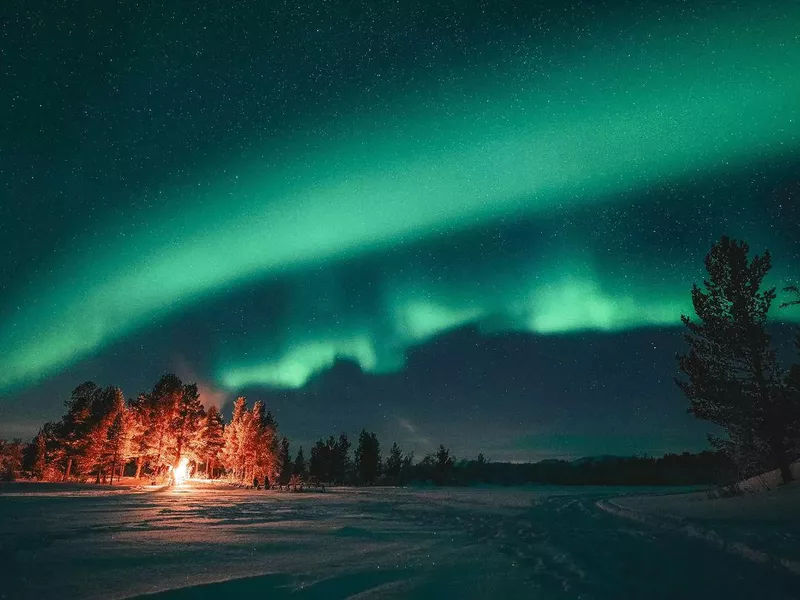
[2,4,799,392]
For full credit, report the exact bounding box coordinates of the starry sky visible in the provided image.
[1,0,799,461]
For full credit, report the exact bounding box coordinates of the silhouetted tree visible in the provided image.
[278,437,292,485]
[309,439,330,482]
[81,386,127,483]
[355,430,381,484]
[220,397,280,483]
[293,446,307,480]
[222,397,248,479]
[333,433,351,484]
[434,445,455,484]
[385,442,403,481]
[677,237,797,482]
[142,375,184,477]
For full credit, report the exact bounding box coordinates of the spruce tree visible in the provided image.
[200,406,225,478]
[355,430,381,484]
[279,437,292,485]
[385,443,403,482]
[293,446,307,480]
[677,237,795,482]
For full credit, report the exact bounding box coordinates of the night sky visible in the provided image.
[1,0,799,461]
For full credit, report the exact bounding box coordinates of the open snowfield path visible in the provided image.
[1,483,798,599]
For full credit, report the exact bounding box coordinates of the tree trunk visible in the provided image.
[110,449,118,485]
[135,457,143,479]
[63,457,73,482]
[777,449,794,484]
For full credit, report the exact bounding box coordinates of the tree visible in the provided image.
[222,397,248,479]
[23,423,61,480]
[56,381,101,480]
[333,432,351,484]
[309,439,330,482]
[141,375,184,477]
[0,439,24,481]
[278,437,292,485]
[385,442,403,481]
[81,386,127,483]
[220,398,280,483]
[104,410,128,485]
[434,445,454,485]
[169,383,204,468]
[355,430,381,484]
[677,237,797,483]
[293,446,307,480]
[127,394,149,478]
[200,406,225,477]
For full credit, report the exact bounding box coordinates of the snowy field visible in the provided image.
[1,482,799,599]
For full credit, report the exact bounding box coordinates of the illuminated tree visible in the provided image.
[169,383,204,467]
[81,386,127,483]
[56,381,101,480]
[222,397,248,479]
[309,439,330,482]
[140,375,183,476]
[200,406,225,477]
[385,442,404,483]
[0,439,24,481]
[677,237,796,482]
[127,393,149,478]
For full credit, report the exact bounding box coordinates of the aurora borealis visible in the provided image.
[2,0,799,459]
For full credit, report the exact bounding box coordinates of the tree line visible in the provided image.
[264,432,732,487]
[0,374,283,485]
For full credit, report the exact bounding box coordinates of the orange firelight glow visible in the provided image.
[173,457,190,485]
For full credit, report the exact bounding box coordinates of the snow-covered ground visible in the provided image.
[1,481,799,599]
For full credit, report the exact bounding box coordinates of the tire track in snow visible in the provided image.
[596,498,800,576]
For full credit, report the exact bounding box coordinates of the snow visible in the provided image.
[608,474,800,576]
[1,482,799,599]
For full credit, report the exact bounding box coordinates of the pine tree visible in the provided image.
[26,429,48,480]
[293,446,307,480]
[104,409,128,485]
[127,394,149,478]
[56,381,101,480]
[434,445,454,485]
[677,237,796,483]
[309,439,328,482]
[333,432,351,484]
[222,397,248,480]
[169,383,204,468]
[278,437,292,485]
[385,442,403,482]
[781,285,800,455]
[200,406,225,478]
[355,430,381,484]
